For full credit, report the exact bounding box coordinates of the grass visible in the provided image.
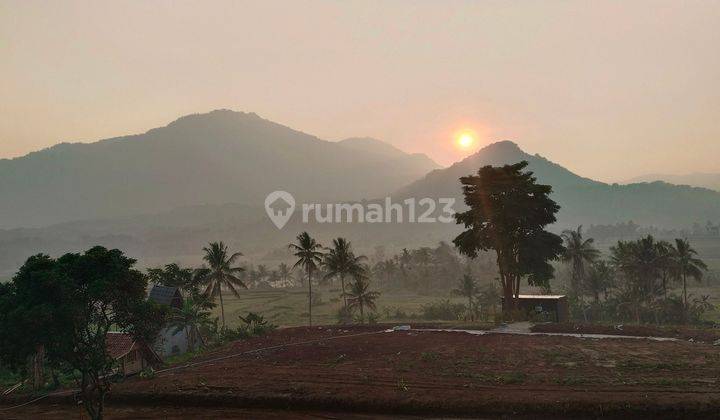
[212,286,473,328]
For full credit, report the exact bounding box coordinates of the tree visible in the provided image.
[289,232,324,326]
[585,260,614,303]
[322,238,366,309]
[610,236,664,323]
[202,242,246,329]
[453,274,479,320]
[277,263,295,287]
[4,247,166,420]
[671,238,707,316]
[560,226,600,295]
[168,298,213,350]
[453,161,564,318]
[344,271,380,324]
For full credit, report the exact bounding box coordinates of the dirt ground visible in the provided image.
[4,326,720,418]
[531,322,720,342]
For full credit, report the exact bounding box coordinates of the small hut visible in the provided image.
[106,332,162,376]
[501,295,569,323]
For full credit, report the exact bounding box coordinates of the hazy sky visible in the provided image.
[1,0,719,182]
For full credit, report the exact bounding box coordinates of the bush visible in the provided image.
[237,312,277,337]
[336,306,353,325]
[420,299,467,321]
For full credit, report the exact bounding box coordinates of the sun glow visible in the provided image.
[455,131,476,150]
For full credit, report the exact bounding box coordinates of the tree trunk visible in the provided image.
[219,285,226,329]
[340,273,347,309]
[360,302,364,324]
[682,271,688,324]
[308,266,313,327]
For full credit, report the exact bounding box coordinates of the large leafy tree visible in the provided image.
[453,161,564,317]
[322,238,366,309]
[2,247,166,420]
[202,241,246,329]
[289,232,324,326]
[671,238,707,313]
[560,226,600,295]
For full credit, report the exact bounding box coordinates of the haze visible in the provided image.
[1,0,719,182]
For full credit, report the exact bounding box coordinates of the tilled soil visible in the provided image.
[531,322,720,342]
[5,326,720,418]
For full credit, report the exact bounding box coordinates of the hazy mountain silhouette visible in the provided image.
[1,136,718,278]
[626,173,720,192]
[0,110,439,229]
[396,140,720,228]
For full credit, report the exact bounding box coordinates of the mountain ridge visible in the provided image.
[0,110,439,229]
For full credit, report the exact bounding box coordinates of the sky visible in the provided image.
[1,0,719,183]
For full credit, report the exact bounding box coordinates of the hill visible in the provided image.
[627,173,720,192]
[396,141,720,229]
[0,110,439,229]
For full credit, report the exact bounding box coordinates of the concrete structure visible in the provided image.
[501,295,569,323]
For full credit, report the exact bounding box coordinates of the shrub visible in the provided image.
[420,299,467,321]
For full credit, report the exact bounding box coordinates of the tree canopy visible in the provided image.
[0,246,166,420]
[453,161,564,316]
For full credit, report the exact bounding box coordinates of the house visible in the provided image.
[501,295,569,323]
[148,285,190,357]
[106,332,162,376]
[148,285,183,309]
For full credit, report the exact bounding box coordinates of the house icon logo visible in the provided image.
[264,191,295,229]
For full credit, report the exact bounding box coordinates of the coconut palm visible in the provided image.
[344,271,380,324]
[585,260,614,303]
[453,274,479,320]
[277,263,295,287]
[561,226,600,295]
[168,298,214,350]
[322,238,366,308]
[289,232,324,326]
[671,238,707,313]
[201,241,246,329]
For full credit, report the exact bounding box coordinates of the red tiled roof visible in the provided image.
[106,332,136,359]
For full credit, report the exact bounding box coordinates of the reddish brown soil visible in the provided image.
[5,326,720,418]
[531,322,720,342]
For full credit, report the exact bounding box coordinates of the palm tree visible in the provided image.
[671,238,707,314]
[585,260,614,303]
[201,241,246,329]
[289,232,324,326]
[277,263,295,287]
[561,226,600,295]
[654,240,676,299]
[168,298,214,350]
[322,238,366,309]
[453,274,479,321]
[344,271,380,324]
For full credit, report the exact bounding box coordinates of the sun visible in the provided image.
[456,132,476,149]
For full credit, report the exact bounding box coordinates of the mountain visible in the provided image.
[0,110,439,229]
[626,173,720,192]
[396,141,720,229]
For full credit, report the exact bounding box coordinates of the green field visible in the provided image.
[212,286,473,328]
